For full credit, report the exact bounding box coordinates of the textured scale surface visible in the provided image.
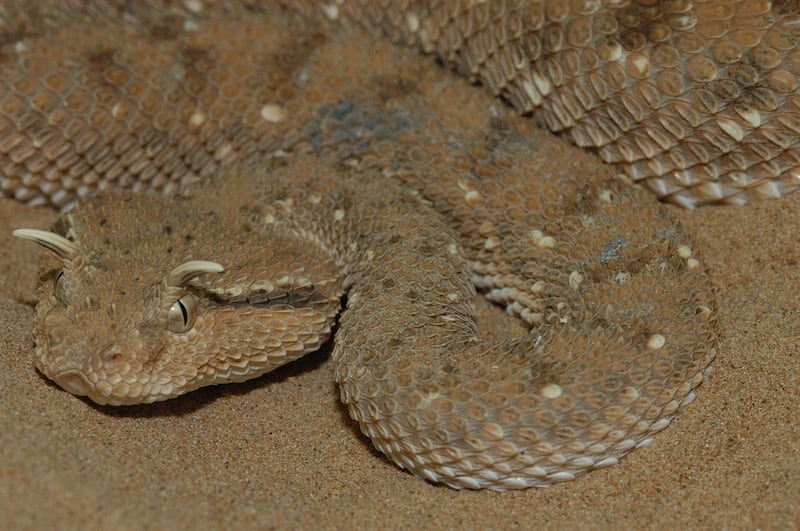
[305,0,800,206]
[5,1,800,207]
[2,2,735,489]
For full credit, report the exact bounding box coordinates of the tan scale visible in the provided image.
[2,2,738,489]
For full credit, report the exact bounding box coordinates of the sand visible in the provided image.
[1,12,799,531]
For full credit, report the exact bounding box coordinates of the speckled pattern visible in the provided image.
[5,2,723,490]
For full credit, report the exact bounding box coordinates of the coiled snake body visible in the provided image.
[6,1,795,489]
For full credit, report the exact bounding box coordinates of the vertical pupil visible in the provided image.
[179,300,188,325]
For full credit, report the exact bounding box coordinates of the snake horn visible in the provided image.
[13,228,79,261]
[165,260,224,288]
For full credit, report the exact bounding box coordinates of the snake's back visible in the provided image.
[316,0,800,206]
[5,1,800,207]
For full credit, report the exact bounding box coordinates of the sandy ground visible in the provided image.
[1,10,799,531]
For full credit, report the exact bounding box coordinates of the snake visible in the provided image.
[4,0,795,489]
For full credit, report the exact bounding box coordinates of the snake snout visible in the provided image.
[51,370,92,398]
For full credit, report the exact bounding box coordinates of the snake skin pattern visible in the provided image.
[6,0,777,489]
[4,1,800,207]
[307,0,800,206]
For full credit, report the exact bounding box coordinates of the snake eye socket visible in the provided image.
[167,294,198,333]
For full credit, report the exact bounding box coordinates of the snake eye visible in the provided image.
[54,270,67,304]
[167,294,198,333]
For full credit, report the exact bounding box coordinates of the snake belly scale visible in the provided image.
[1,2,733,489]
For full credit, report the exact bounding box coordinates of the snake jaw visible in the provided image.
[34,336,198,406]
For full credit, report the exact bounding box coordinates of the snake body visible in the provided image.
[318,0,800,207]
[8,0,790,489]
[4,1,800,208]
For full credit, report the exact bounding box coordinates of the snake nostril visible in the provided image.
[99,343,125,364]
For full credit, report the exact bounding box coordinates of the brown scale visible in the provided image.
[0,2,325,207]
[8,3,717,490]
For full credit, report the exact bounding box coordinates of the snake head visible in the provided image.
[13,191,341,406]
[14,227,228,404]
